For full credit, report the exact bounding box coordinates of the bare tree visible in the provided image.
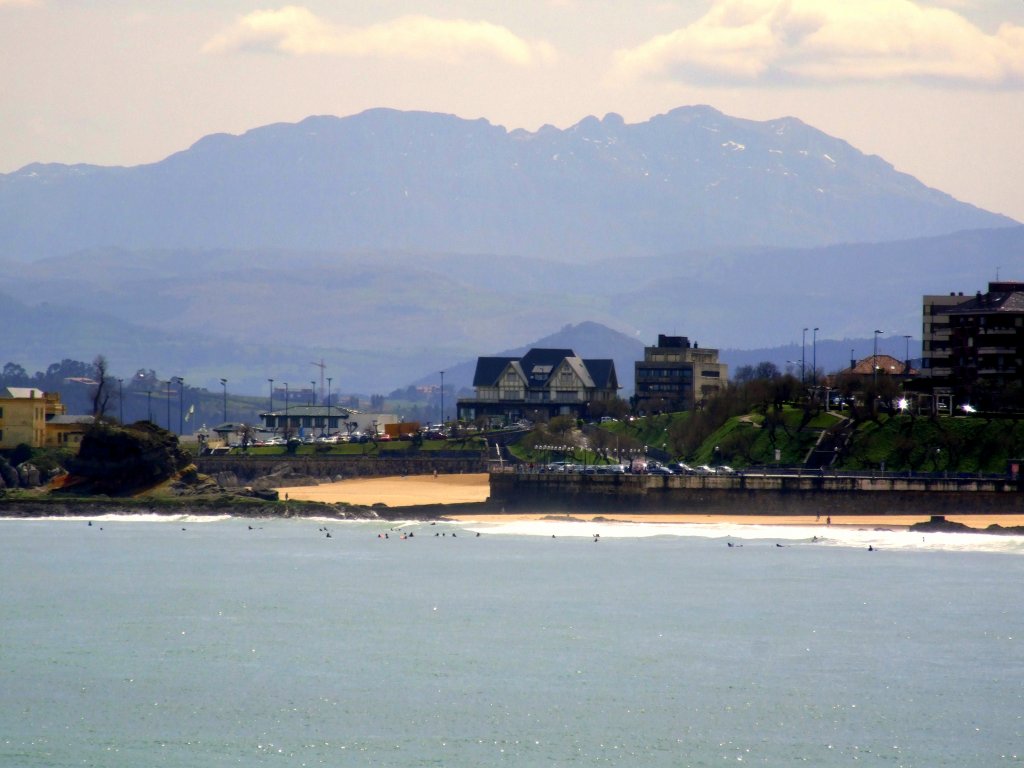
[239,423,257,452]
[91,355,111,419]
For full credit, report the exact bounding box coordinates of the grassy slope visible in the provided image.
[596,410,1024,473]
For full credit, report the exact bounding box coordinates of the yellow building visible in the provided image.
[46,415,95,449]
[0,388,88,450]
[0,387,48,449]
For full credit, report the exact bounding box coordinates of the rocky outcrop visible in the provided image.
[17,462,41,488]
[66,421,192,494]
[910,515,1024,535]
[0,457,18,489]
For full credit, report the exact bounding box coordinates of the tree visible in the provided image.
[548,415,577,441]
[1,362,29,386]
[239,423,257,452]
[91,355,111,419]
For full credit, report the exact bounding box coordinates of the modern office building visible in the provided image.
[634,335,727,413]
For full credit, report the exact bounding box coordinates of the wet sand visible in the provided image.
[274,473,1024,529]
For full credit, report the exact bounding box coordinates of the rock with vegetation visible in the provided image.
[0,457,18,489]
[66,421,192,495]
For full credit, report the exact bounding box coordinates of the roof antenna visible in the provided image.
[996,265,1000,281]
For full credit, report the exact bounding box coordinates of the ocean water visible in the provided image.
[2,514,1022,767]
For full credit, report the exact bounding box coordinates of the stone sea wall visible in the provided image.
[195,455,485,487]
[489,472,1024,516]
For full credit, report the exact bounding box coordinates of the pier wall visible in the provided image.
[488,472,1024,516]
[195,455,485,482]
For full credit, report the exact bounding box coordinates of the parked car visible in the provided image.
[667,462,695,475]
[648,465,675,476]
[715,465,737,475]
[696,464,717,475]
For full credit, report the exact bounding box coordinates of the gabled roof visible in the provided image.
[472,357,520,387]
[559,356,595,388]
[472,348,619,391]
[583,359,618,389]
[846,355,916,376]
[520,348,576,386]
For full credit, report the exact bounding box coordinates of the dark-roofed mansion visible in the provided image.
[457,348,619,425]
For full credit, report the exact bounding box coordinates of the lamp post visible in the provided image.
[117,378,123,423]
[268,378,274,414]
[873,330,884,386]
[178,377,184,436]
[440,370,445,427]
[903,334,912,371]
[801,327,808,385]
[220,378,228,423]
[284,383,289,435]
[812,327,819,387]
[326,377,332,436]
[310,380,316,407]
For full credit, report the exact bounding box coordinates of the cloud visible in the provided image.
[204,6,557,67]
[613,0,1024,87]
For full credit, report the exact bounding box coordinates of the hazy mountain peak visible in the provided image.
[0,105,1015,262]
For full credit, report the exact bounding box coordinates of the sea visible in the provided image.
[2,513,1022,767]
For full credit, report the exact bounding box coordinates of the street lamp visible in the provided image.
[801,327,808,385]
[117,378,123,423]
[310,380,316,407]
[873,330,884,386]
[220,378,228,423]
[178,377,184,436]
[440,370,445,427]
[812,327,819,387]
[166,378,173,431]
[903,334,912,370]
[268,378,274,413]
[326,377,333,435]
[169,377,182,434]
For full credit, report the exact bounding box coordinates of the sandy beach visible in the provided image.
[276,473,492,507]
[274,473,1024,529]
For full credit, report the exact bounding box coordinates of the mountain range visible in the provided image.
[1,106,1015,262]
[2,106,1022,396]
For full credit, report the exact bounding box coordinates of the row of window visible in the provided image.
[637,368,693,379]
[640,383,692,393]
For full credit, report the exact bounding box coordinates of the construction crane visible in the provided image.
[311,359,326,404]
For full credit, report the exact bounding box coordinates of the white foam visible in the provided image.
[0,513,233,524]
[461,519,1024,555]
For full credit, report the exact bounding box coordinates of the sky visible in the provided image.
[2,0,1024,222]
